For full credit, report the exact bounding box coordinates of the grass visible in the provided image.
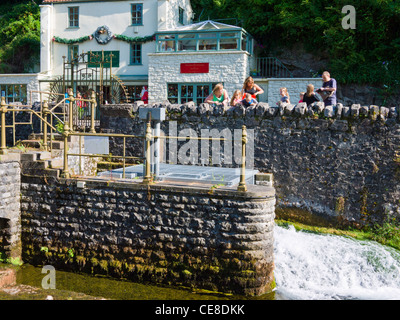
[275,207,400,252]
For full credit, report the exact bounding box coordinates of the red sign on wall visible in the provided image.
[180,63,209,74]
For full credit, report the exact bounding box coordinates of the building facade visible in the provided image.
[0,0,322,107]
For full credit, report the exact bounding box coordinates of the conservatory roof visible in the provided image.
[171,20,242,32]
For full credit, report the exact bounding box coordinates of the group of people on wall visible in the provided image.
[204,76,264,108]
[204,71,337,108]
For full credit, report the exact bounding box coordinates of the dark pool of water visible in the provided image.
[9,264,278,300]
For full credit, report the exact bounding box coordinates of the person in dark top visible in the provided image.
[241,93,257,107]
[319,71,337,106]
[241,76,264,100]
[302,84,319,106]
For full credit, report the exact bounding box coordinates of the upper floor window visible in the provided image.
[179,7,184,24]
[130,44,142,65]
[68,7,79,28]
[131,4,143,25]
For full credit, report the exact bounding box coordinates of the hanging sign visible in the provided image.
[180,63,209,74]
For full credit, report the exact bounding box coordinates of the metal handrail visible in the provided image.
[0,93,248,192]
[256,57,293,78]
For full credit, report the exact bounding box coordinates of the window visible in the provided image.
[126,85,145,102]
[179,7,184,24]
[131,4,143,25]
[0,84,27,104]
[156,31,251,53]
[67,45,79,62]
[167,83,218,104]
[130,44,142,65]
[68,7,79,28]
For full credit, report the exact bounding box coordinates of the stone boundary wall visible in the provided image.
[20,175,276,296]
[0,154,21,261]
[100,101,400,225]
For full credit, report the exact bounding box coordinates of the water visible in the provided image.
[3,224,400,300]
[274,225,400,300]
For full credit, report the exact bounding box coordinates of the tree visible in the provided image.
[0,1,41,73]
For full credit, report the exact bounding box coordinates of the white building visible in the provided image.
[0,0,322,106]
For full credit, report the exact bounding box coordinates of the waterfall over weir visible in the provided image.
[274,225,400,300]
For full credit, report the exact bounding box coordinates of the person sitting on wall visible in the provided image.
[277,87,290,105]
[302,84,319,106]
[299,92,305,103]
[241,93,258,107]
[317,71,337,106]
[241,76,264,99]
[204,83,229,106]
[140,86,148,104]
[230,90,242,106]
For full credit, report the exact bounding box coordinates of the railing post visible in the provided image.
[68,90,75,132]
[0,97,8,155]
[237,125,247,192]
[89,90,96,133]
[142,121,153,184]
[61,132,70,179]
[42,101,49,151]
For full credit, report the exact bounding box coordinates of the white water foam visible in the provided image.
[274,225,400,300]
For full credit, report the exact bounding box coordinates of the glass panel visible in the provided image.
[20,84,27,104]
[158,40,175,51]
[241,33,248,52]
[220,37,238,50]
[198,39,217,50]
[181,85,193,103]
[168,84,178,104]
[178,39,197,51]
[220,32,238,38]
[7,85,13,100]
[178,34,195,39]
[198,33,217,38]
[196,85,210,104]
[158,34,175,40]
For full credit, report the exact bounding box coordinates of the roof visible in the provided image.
[173,20,242,32]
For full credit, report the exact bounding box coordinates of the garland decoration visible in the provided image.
[94,25,113,45]
[113,34,155,44]
[53,30,155,45]
[52,35,93,44]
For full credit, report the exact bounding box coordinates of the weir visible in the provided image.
[0,93,276,296]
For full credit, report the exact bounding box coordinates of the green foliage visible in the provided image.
[191,0,400,86]
[0,1,41,73]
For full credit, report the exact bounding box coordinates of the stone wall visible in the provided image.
[100,101,400,226]
[0,154,21,261]
[20,175,275,296]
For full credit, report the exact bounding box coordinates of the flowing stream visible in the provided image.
[2,224,400,300]
[274,225,400,300]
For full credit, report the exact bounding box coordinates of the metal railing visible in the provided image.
[0,92,248,192]
[256,57,293,78]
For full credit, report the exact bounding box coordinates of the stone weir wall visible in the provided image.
[100,101,400,226]
[0,154,22,261]
[20,175,276,296]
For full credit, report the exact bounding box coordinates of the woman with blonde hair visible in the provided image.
[303,84,319,106]
[242,76,264,99]
[204,83,229,106]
